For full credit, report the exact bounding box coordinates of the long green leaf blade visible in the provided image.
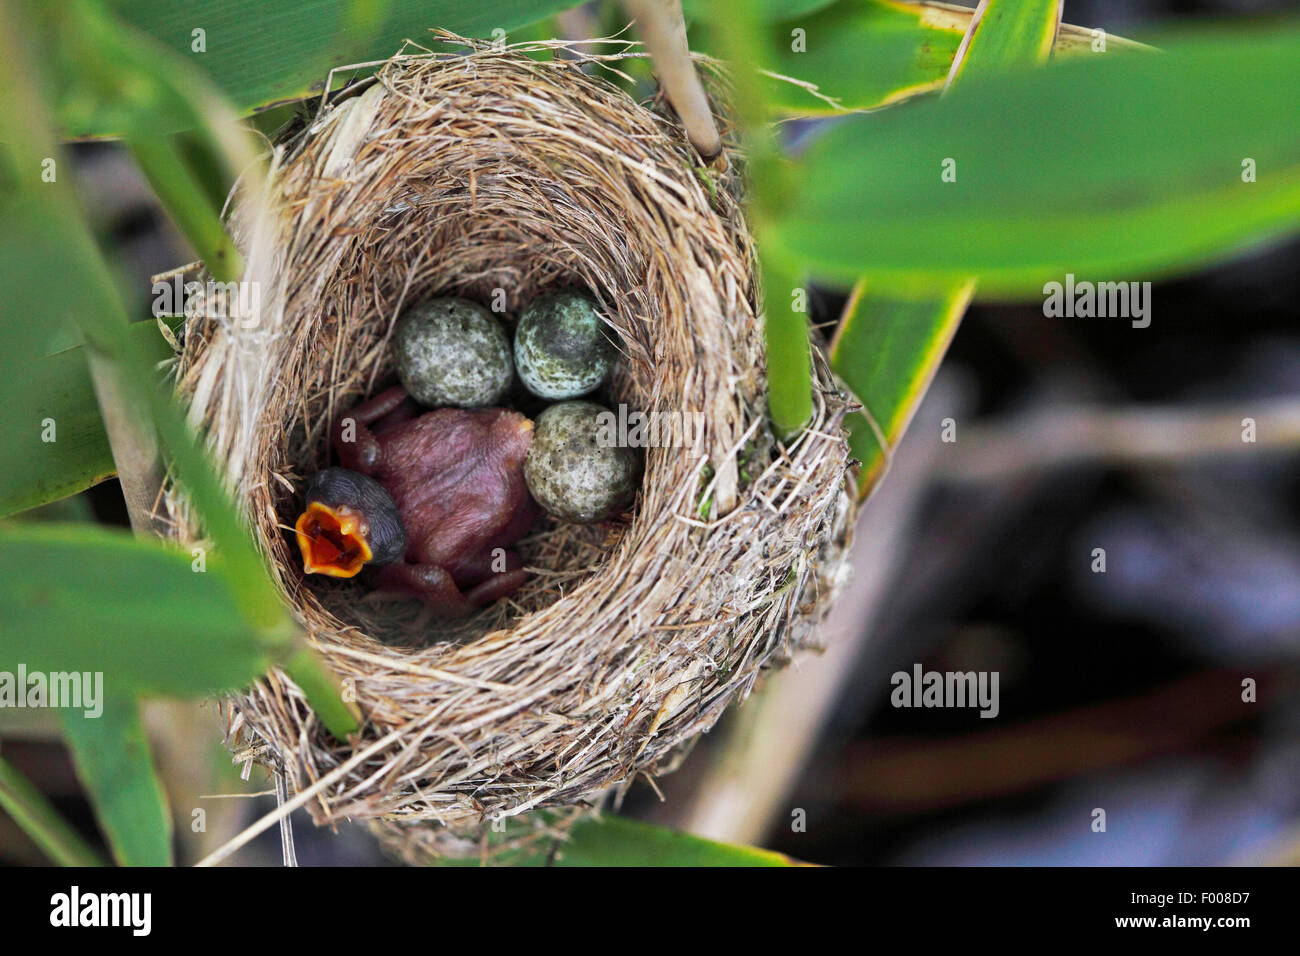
[0,755,108,867]
[948,0,1061,83]
[446,814,801,866]
[57,0,580,136]
[750,0,1141,115]
[775,25,1300,295]
[0,523,273,697]
[551,816,799,866]
[829,1,1055,497]
[61,694,173,867]
[0,323,174,518]
[756,0,964,113]
[831,281,973,492]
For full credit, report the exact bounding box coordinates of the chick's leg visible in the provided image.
[332,386,411,474]
[371,562,476,617]
[450,545,524,588]
[373,557,528,615]
[464,567,529,606]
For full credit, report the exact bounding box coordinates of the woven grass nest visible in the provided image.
[168,36,856,859]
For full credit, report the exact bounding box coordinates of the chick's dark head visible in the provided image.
[295,467,406,577]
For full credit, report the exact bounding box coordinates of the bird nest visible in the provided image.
[166,36,856,859]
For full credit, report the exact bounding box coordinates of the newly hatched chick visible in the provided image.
[295,386,538,615]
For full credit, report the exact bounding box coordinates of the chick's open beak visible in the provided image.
[295,502,372,577]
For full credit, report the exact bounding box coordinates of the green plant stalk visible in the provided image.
[128,137,244,283]
[174,129,236,217]
[0,755,107,867]
[708,0,812,438]
[759,233,815,438]
[141,386,360,737]
[283,645,363,739]
[111,339,362,735]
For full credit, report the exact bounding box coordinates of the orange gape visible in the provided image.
[294,502,372,577]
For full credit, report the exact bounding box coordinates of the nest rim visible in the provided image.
[168,36,855,853]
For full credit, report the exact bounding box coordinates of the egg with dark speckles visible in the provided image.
[393,298,512,408]
[524,401,640,523]
[514,291,615,400]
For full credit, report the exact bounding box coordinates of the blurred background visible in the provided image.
[2,0,1298,866]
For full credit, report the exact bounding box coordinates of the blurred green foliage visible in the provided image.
[831,0,1062,490]
[0,324,172,518]
[61,695,173,866]
[773,25,1300,293]
[60,0,581,137]
[0,524,277,696]
[0,0,1297,866]
[0,755,107,866]
[443,812,800,866]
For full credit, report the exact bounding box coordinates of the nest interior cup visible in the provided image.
[170,37,855,855]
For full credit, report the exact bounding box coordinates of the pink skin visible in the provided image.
[331,386,538,615]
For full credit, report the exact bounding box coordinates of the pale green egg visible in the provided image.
[514,291,615,400]
[394,298,512,408]
[524,401,640,523]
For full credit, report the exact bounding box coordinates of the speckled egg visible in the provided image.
[524,401,640,523]
[393,298,512,408]
[514,291,615,400]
